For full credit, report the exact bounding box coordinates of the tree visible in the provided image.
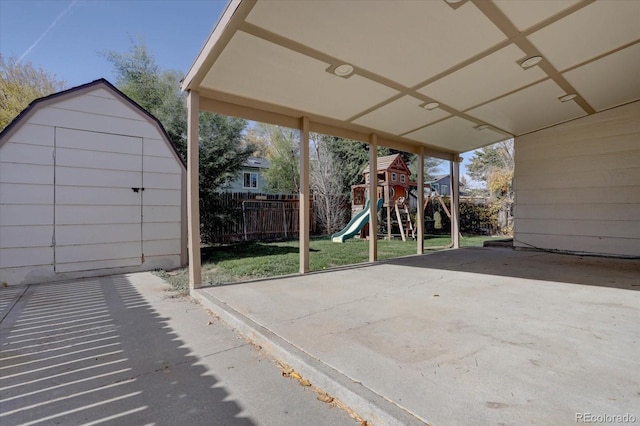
[261,124,300,193]
[467,139,514,233]
[199,113,252,244]
[310,134,348,234]
[467,139,514,190]
[324,137,369,194]
[103,43,187,157]
[244,124,271,158]
[408,154,443,182]
[0,54,66,131]
[324,137,410,197]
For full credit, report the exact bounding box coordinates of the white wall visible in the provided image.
[0,85,185,285]
[514,101,640,257]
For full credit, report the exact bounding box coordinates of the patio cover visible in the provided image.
[181,0,640,287]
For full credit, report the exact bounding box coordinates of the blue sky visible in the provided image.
[0,0,227,86]
[0,0,480,185]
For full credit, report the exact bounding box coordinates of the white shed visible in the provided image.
[0,79,186,285]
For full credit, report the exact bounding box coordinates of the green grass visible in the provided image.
[155,235,501,294]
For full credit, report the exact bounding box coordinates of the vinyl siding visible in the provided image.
[514,101,640,257]
[0,124,55,280]
[142,136,183,260]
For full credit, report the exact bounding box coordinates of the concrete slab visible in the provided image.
[194,247,640,426]
[0,273,356,425]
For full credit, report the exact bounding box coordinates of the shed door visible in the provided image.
[54,128,143,273]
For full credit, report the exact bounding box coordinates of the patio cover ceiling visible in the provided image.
[182,0,640,159]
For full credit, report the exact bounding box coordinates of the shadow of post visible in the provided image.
[0,276,254,425]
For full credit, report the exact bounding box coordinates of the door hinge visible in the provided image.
[131,187,145,193]
[141,253,145,263]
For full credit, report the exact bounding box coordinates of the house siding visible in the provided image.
[514,101,640,257]
[0,82,185,285]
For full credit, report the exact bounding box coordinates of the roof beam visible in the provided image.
[182,0,256,91]
[198,89,456,161]
[471,0,596,115]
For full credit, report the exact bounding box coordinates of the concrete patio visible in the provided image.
[0,274,354,425]
[192,247,640,425]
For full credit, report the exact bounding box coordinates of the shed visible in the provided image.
[0,79,186,285]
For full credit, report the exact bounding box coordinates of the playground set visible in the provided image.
[332,154,453,243]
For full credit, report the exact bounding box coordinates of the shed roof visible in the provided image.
[0,79,185,168]
[182,0,640,158]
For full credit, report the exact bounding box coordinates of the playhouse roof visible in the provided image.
[362,154,409,174]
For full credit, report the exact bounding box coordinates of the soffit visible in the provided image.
[185,0,640,156]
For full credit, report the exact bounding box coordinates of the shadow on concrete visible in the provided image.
[384,247,640,291]
[0,276,254,425]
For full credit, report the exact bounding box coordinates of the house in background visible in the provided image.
[0,79,186,285]
[427,174,467,196]
[224,156,270,193]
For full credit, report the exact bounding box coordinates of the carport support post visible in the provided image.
[450,156,461,249]
[187,91,202,288]
[417,148,424,254]
[369,134,378,262]
[299,116,310,273]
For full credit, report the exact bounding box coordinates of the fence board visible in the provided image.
[202,192,314,243]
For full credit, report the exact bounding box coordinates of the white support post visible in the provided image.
[369,134,378,262]
[450,157,461,249]
[187,91,202,289]
[299,117,310,273]
[417,148,424,254]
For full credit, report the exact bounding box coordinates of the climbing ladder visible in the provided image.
[394,197,414,241]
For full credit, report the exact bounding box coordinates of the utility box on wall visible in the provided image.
[0,79,186,285]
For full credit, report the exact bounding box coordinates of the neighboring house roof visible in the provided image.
[427,174,466,187]
[362,154,409,174]
[0,78,185,169]
[428,174,450,183]
[243,156,270,169]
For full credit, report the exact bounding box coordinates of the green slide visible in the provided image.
[332,199,383,243]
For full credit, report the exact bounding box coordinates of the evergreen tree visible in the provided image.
[103,42,188,157]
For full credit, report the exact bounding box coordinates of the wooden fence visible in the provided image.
[202,192,315,243]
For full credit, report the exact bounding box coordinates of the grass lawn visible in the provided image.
[156,235,504,294]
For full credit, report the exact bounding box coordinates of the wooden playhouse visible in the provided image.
[351,154,416,240]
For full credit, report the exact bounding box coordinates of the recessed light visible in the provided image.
[334,64,354,77]
[423,102,440,110]
[520,56,542,69]
[559,93,577,102]
[474,124,489,131]
[444,0,464,3]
